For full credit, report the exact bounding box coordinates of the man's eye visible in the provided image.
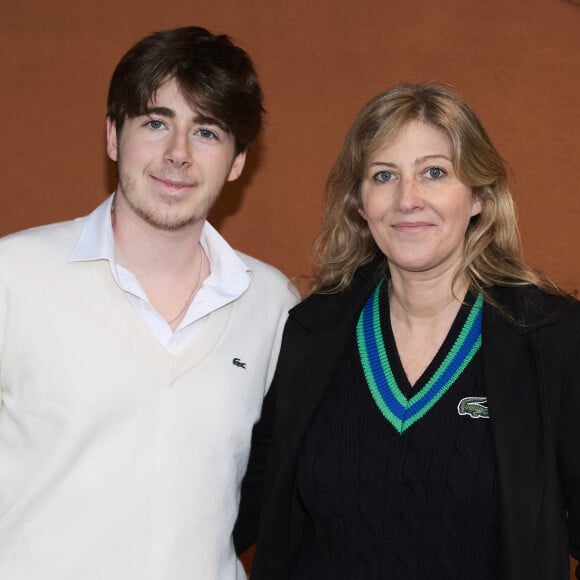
[374,171,394,183]
[197,128,218,140]
[146,120,165,130]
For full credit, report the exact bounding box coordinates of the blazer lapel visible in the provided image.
[280,265,380,446]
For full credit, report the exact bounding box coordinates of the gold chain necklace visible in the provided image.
[167,242,204,326]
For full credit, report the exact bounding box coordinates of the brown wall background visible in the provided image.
[1,0,579,574]
[2,0,580,291]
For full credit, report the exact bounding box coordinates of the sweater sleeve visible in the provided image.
[557,303,580,576]
[0,254,7,411]
[233,282,298,554]
[233,374,279,554]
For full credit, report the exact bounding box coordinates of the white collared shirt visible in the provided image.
[69,194,251,354]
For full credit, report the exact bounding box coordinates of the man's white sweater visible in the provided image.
[0,217,297,579]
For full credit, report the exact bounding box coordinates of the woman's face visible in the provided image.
[359,120,481,280]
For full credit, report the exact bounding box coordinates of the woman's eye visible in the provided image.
[425,167,446,179]
[146,119,165,130]
[374,171,394,183]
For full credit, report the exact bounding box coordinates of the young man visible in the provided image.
[0,27,297,579]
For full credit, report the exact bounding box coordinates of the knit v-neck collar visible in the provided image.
[356,280,483,434]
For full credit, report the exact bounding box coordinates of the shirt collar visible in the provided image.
[198,220,251,302]
[69,194,116,263]
[68,193,252,299]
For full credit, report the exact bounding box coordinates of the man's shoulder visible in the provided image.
[0,217,83,257]
[236,250,288,282]
[236,251,299,304]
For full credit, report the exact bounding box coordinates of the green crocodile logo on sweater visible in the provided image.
[232,357,246,369]
[457,396,489,419]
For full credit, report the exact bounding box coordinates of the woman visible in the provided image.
[246,84,580,579]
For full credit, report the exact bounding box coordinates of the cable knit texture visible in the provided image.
[295,293,500,579]
[0,217,297,580]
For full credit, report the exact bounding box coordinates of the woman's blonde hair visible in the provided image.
[312,83,561,301]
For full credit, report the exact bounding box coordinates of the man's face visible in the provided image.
[106,78,246,232]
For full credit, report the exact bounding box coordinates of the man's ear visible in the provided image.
[227,151,247,182]
[106,118,119,162]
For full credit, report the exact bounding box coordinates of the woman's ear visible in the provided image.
[470,188,483,217]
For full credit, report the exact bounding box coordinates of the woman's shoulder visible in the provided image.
[288,261,384,331]
[486,284,580,331]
